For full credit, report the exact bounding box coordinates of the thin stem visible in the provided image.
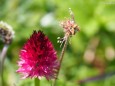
[0,44,9,86]
[78,71,115,84]
[59,37,69,63]
[34,78,40,86]
[53,36,69,86]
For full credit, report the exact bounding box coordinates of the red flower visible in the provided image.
[17,30,59,80]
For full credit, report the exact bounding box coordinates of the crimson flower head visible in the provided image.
[17,30,59,80]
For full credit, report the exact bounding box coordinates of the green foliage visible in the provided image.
[0,0,115,86]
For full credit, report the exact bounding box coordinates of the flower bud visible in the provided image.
[0,21,14,44]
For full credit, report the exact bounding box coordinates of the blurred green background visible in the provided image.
[0,0,115,86]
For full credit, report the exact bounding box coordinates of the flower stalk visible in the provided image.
[0,44,9,86]
[53,35,69,86]
[53,8,80,86]
[0,21,14,86]
[34,78,40,86]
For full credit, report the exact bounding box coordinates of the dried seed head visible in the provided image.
[58,8,80,46]
[0,21,14,44]
[61,8,80,36]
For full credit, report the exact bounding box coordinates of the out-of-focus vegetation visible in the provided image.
[0,0,115,86]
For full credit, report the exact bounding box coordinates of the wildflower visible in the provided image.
[0,21,14,44]
[16,30,59,80]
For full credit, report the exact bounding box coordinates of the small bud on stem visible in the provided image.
[0,21,14,44]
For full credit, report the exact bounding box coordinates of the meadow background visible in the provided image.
[0,0,115,86]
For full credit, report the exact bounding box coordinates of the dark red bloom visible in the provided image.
[17,30,59,80]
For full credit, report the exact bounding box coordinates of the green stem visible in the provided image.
[53,36,69,86]
[34,78,40,86]
[0,44,9,86]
